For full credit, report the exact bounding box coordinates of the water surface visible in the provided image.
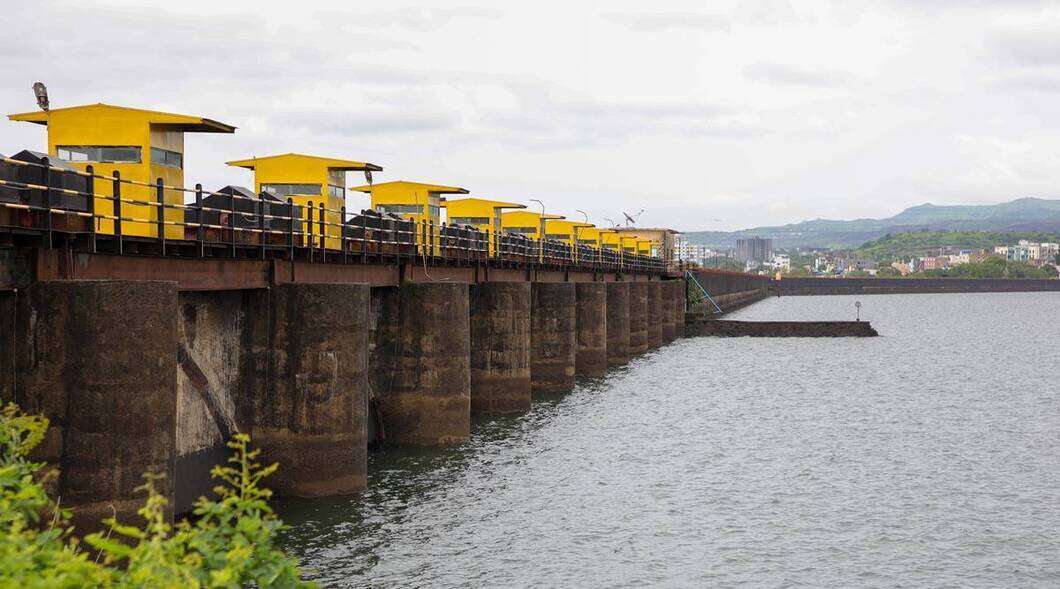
[279,292,1060,587]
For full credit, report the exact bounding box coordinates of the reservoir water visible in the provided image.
[278,292,1060,587]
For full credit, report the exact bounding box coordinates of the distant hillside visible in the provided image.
[684,198,1060,249]
[856,230,1060,261]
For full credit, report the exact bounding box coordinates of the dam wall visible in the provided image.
[775,276,1060,296]
[0,273,696,532]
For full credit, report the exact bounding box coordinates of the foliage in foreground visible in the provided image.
[0,403,316,588]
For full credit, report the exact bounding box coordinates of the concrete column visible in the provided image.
[646,282,663,349]
[575,282,607,377]
[628,282,649,355]
[531,282,576,394]
[469,282,531,415]
[605,282,630,367]
[12,280,177,531]
[660,281,677,343]
[373,283,471,445]
[247,283,369,497]
[674,279,687,338]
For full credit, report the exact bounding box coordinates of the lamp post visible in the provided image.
[574,209,589,265]
[530,199,545,263]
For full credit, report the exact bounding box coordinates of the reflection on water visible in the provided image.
[279,292,1060,588]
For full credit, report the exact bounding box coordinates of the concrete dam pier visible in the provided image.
[0,266,703,530]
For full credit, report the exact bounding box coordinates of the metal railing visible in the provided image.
[0,153,667,274]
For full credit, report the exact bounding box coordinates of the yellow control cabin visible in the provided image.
[544,219,594,246]
[350,180,469,256]
[613,227,679,260]
[443,197,525,233]
[575,226,604,249]
[600,230,622,251]
[442,197,525,255]
[8,103,235,238]
[501,210,565,239]
[350,180,468,224]
[226,153,381,249]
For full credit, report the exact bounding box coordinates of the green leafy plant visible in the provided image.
[0,403,316,588]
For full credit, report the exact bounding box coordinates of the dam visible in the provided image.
[0,102,775,531]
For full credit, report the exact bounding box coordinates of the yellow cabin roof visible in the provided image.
[349,180,467,194]
[227,153,381,172]
[8,103,236,133]
[502,211,566,222]
[442,197,525,210]
[545,219,594,231]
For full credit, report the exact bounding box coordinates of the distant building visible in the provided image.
[770,253,791,271]
[613,227,680,262]
[735,236,773,263]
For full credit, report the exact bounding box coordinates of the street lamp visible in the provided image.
[574,209,589,265]
[529,199,545,262]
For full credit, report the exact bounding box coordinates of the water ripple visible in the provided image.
[279,292,1060,588]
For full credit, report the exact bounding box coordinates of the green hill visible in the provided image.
[684,198,1060,249]
[856,230,1060,261]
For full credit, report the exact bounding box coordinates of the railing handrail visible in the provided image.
[0,153,671,273]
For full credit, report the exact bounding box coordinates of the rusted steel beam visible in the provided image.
[33,250,270,291]
[9,248,663,291]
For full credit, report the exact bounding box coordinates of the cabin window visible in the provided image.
[450,217,490,226]
[546,233,571,240]
[578,238,597,244]
[428,204,441,218]
[57,145,142,164]
[262,183,322,197]
[328,185,345,198]
[150,147,183,169]
[507,227,538,234]
[375,204,425,215]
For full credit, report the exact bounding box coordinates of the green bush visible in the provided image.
[0,403,316,588]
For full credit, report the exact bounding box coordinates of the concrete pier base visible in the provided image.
[646,282,663,349]
[531,282,576,394]
[247,283,369,497]
[660,281,676,344]
[469,282,531,414]
[674,280,687,338]
[373,283,471,445]
[574,282,607,377]
[605,282,630,367]
[628,282,649,355]
[11,280,178,530]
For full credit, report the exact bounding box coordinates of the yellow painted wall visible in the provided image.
[34,106,183,238]
[501,210,549,239]
[367,183,438,223]
[444,198,525,256]
[236,155,347,249]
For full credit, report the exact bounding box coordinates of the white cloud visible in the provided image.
[2,0,1060,231]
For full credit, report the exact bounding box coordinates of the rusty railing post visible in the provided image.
[42,156,53,249]
[86,165,96,253]
[195,183,204,257]
[307,202,314,263]
[341,205,347,263]
[228,185,236,258]
[112,171,123,254]
[287,197,295,261]
[259,191,267,260]
[156,178,165,255]
[318,202,326,260]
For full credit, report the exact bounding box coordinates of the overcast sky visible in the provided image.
[4,0,1060,231]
